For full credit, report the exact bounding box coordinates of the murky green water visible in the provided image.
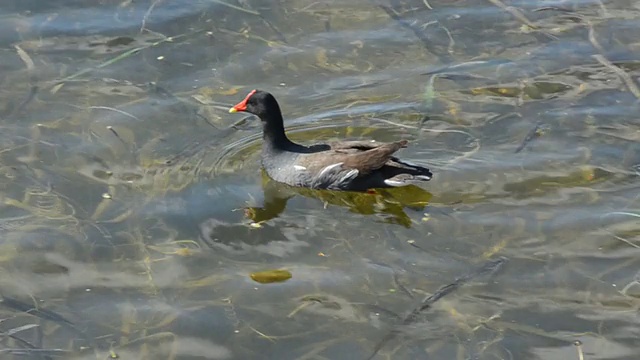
[1,0,639,359]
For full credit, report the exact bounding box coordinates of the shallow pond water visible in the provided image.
[0,0,639,359]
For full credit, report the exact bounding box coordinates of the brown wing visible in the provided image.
[327,140,390,151]
[298,140,408,175]
[341,140,408,173]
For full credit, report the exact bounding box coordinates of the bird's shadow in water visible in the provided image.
[244,170,433,228]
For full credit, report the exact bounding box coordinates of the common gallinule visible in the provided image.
[229,90,433,191]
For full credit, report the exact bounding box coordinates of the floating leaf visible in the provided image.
[250,269,292,284]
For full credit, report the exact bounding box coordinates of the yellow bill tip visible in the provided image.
[228,107,238,113]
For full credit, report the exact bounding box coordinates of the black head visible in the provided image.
[229,89,282,122]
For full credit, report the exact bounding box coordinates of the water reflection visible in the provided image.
[198,171,432,258]
[244,171,432,227]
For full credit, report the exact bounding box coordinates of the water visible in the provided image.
[0,0,639,359]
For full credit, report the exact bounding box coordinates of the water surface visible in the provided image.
[1,0,639,359]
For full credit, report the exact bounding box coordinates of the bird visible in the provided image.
[228,89,432,191]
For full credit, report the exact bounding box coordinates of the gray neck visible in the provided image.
[261,116,296,152]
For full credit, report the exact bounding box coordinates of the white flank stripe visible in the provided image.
[339,169,359,183]
[318,162,343,177]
